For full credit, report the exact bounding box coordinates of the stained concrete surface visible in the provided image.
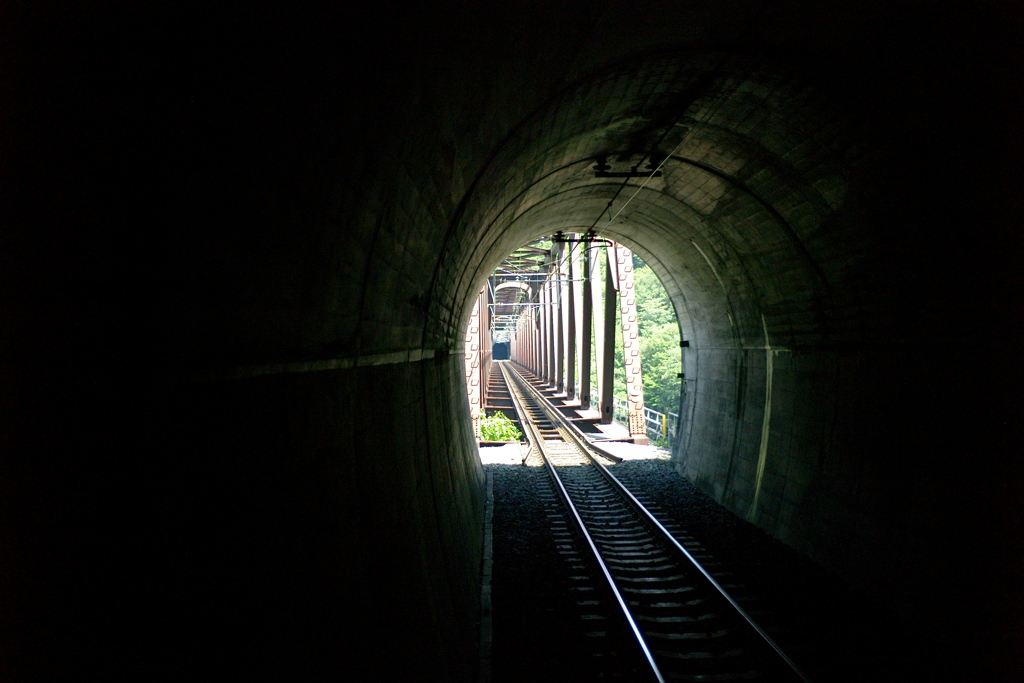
[1,1,1022,679]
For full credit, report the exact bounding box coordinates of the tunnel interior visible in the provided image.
[492,342,510,361]
[3,2,1023,680]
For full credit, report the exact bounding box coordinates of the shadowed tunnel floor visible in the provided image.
[489,459,954,682]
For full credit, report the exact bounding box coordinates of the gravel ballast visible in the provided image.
[486,452,958,682]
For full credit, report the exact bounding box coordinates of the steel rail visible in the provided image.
[506,361,623,464]
[498,362,666,683]
[502,361,813,683]
[587,449,814,683]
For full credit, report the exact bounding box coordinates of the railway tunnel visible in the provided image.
[2,1,1023,680]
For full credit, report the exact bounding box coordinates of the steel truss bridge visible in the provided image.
[464,234,655,445]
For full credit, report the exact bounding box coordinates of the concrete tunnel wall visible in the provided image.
[1,1,1022,679]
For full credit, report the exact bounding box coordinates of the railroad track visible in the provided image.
[497,361,811,683]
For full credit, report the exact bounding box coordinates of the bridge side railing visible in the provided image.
[612,395,679,445]
[566,383,678,445]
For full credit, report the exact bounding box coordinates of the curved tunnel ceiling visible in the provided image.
[447,52,863,355]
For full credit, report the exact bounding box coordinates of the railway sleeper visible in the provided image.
[501,363,804,682]
[602,550,665,559]
[638,613,721,623]
[657,648,746,660]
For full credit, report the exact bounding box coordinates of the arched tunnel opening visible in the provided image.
[468,235,684,448]
[2,2,1022,681]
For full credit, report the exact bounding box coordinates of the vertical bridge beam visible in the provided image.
[516,306,522,367]
[545,268,553,384]
[482,286,492,411]
[538,278,545,376]
[529,304,534,371]
[524,303,532,371]
[599,245,617,424]
[511,313,517,363]
[464,287,483,439]
[542,271,552,383]
[536,282,543,375]
[554,242,564,393]
[615,244,648,444]
[565,237,577,400]
[579,241,592,409]
[524,301,533,371]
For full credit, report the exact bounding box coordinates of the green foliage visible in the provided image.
[633,262,683,414]
[633,264,677,330]
[480,410,523,442]
[639,321,682,414]
[603,256,682,415]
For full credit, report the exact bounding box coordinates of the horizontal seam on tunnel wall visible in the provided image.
[696,346,792,351]
[172,348,441,384]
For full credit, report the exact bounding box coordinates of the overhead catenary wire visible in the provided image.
[487,49,760,342]
[596,51,745,233]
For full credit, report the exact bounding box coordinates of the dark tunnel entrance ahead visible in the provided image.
[492,342,510,360]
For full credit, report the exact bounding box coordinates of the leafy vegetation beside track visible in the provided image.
[480,410,523,442]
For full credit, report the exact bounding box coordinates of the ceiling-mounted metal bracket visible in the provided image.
[552,229,614,247]
[592,155,662,178]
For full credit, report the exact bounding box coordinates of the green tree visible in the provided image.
[633,263,682,414]
[584,246,682,417]
[606,256,681,416]
[480,410,523,441]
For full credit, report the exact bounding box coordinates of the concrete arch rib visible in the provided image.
[446,57,857,356]
[666,154,832,294]
[461,168,813,352]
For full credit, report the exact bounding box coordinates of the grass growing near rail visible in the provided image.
[480,411,523,442]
